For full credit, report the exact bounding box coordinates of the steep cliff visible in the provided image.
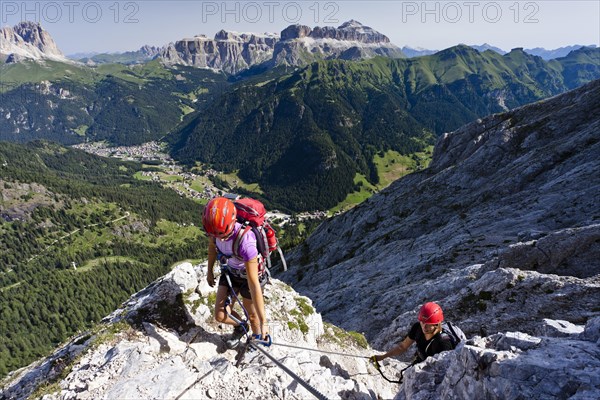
[160,31,278,74]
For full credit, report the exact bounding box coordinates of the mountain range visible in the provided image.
[3,21,596,70]
[1,21,599,212]
[402,43,598,60]
[169,45,600,210]
[1,77,599,400]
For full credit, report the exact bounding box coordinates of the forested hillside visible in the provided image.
[0,60,229,145]
[0,141,207,377]
[170,46,600,210]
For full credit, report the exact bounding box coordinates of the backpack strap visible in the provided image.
[447,322,460,342]
[232,224,252,259]
[232,224,267,278]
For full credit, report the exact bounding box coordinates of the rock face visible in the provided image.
[279,79,600,353]
[160,31,278,74]
[0,22,65,62]
[159,20,404,73]
[138,45,161,58]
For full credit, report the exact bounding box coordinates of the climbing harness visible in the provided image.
[369,356,415,384]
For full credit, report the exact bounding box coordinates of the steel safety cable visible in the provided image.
[248,341,331,400]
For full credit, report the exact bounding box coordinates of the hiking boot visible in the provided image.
[226,322,248,349]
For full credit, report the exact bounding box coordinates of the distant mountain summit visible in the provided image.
[469,43,506,54]
[402,43,599,60]
[158,20,404,74]
[76,45,163,65]
[401,46,438,58]
[0,21,66,62]
[271,19,404,67]
[525,44,598,60]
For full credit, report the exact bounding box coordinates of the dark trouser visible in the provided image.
[218,271,267,299]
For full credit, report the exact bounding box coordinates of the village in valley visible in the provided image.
[72,141,328,224]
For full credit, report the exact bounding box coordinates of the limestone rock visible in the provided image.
[395,331,600,399]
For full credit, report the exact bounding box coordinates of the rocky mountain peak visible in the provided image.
[214,29,239,41]
[0,21,65,62]
[272,20,403,67]
[138,44,161,58]
[311,20,391,44]
[280,24,313,40]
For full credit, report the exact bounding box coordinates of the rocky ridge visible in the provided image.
[159,20,403,73]
[0,263,400,400]
[0,22,65,62]
[160,30,278,73]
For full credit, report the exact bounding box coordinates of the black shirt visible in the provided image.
[408,322,454,362]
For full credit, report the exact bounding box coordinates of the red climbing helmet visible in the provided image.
[202,197,237,238]
[418,302,444,324]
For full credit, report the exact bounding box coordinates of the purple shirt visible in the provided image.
[215,222,258,273]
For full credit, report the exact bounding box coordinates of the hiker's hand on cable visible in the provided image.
[372,354,385,362]
[261,323,270,340]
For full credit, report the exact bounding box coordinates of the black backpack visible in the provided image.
[441,321,467,349]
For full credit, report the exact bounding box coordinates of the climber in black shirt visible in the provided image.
[372,302,453,363]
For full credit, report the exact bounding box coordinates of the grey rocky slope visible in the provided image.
[2,268,599,399]
[0,22,65,62]
[159,30,278,74]
[279,79,600,349]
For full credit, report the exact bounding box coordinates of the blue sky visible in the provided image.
[1,1,599,54]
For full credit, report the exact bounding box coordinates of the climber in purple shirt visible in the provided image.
[202,197,269,349]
